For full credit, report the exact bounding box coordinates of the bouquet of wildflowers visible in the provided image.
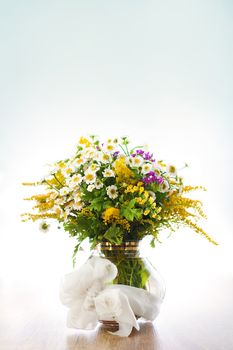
[22,136,217,264]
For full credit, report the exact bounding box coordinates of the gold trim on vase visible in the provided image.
[100,241,140,251]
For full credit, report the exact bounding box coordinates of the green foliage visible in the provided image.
[103,224,124,245]
[72,242,81,268]
[63,215,106,245]
[103,249,150,289]
[121,199,142,221]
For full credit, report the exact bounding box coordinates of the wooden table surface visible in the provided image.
[0,271,233,350]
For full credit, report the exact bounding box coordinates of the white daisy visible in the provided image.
[62,166,73,177]
[87,184,95,192]
[103,143,117,153]
[60,187,71,196]
[88,163,100,172]
[39,221,50,233]
[99,152,112,164]
[83,147,97,160]
[84,170,96,184]
[70,174,82,186]
[107,185,118,199]
[73,200,84,211]
[166,164,177,176]
[141,163,153,174]
[103,168,115,178]
[74,194,82,203]
[95,179,104,189]
[72,157,85,168]
[159,180,169,193]
[132,155,144,168]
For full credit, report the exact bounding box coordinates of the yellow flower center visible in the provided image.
[103,154,110,161]
[169,165,176,173]
[86,174,94,181]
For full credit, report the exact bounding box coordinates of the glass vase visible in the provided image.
[92,241,166,332]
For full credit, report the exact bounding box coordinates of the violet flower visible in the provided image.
[133,149,154,162]
[113,151,120,158]
[142,171,164,185]
[136,150,144,156]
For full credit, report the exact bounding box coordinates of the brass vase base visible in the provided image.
[99,320,119,332]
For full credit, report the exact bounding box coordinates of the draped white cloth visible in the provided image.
[60,256,163,337]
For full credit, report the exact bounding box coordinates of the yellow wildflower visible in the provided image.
[182,185,207,192]
[144,191,149,200]
[80,208,94,217]
[117,218,131,231]
[102,207,130,231]
[21,213,59,222]
[102,207,120,224]
[114,156,134,183]
[79,136,91,147]
[136,197,143,205]
[24,193,52,202]
[148,197,155,205]
[33,200,54,212]
[57,162,66,169]
[125,182,145,194]
[22,182,41,186]
[139,186,144,194]
[183,219,218,245]
[144,209,150,216]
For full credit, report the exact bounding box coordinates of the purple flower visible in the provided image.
[142,171,164,185]
[136,149,144,156]
[144,152,154,161]
[133,149,154,161]
[113,151,120,158]
[156,177,164,184]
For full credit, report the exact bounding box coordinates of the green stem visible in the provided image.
[119,144,127,156]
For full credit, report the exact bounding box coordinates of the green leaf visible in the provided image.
[128,199,136,208]
[150,238,155,248]
[72,242,81,268]
[121,205,142,222]
[103,224,123,245]
[89,197,105,211]
[103,200,113,209]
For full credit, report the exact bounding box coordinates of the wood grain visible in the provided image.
[0,273,233,350]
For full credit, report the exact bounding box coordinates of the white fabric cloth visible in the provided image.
[60,256,163,337]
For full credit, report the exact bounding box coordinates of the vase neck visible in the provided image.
[99,241,140,257]
[100,241,139,251]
